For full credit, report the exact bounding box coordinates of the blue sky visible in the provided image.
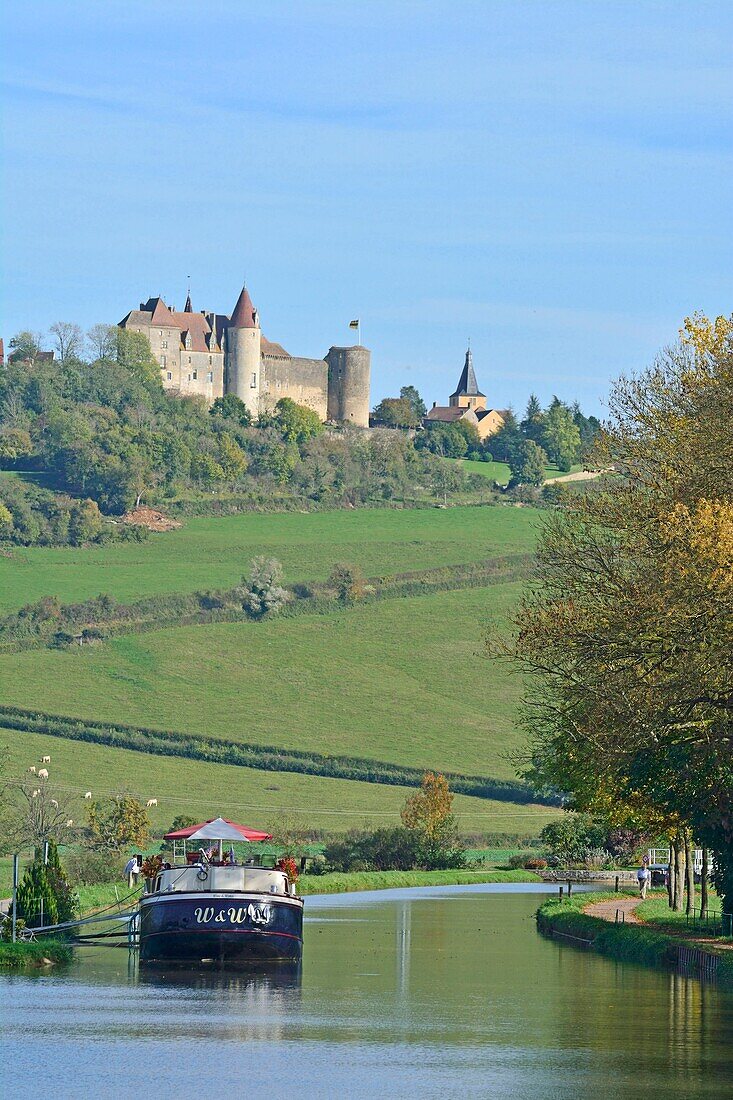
[2,1,731,415]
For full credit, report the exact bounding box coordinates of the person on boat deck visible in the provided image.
[228,847,236,865]
[124,854,141,888]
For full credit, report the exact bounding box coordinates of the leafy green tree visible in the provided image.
[274,398,323,444]
[499,315,733,908]
[16,859,57,927]
[115,329,162,389]
[521,393,545,444]
[372,397,420,428]
[239,556,289,617]
[401,772,465,869]
[0,428,33,463]
[210,394,252,426]
[400,385,427,421]
[328,562,366,602]
[541,399,582,471]
[540,814,605,865]
[508,439,546,486]
[87,793,150,853]
[218,433,248,482]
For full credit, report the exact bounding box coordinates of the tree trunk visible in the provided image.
[684,830,695,915]
[667,840,674,909]
[701,847,709,915]
[673,833,685,912]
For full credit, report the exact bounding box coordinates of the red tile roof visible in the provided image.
[230,286,258,328]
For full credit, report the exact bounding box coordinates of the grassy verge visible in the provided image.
[0,938,73,969]
[72,869,540,914]
[537,892,733,983]
[635,894,724,935]
[298,868,540,894]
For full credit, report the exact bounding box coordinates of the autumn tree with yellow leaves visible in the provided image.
[496,314,733,909]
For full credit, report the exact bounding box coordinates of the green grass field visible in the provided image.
[457,459,581,483]
[0,582,525,777]
[1,729,558,848]
[0,504,539,614]
[0,505,550,842]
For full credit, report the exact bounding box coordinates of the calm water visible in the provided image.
[2,884,733,1099]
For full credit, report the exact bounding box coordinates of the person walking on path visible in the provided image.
[637,862,651,899]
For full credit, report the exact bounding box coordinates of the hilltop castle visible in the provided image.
[119,286,371,427]
[424,348,504,441]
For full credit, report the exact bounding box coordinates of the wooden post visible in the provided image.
[615,875,620,893]
[559,886,564,901]
[701,847,709,915]
[11,854,18,944]
[567,881,572,897]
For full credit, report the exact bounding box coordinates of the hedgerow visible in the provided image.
[0,703,556,805]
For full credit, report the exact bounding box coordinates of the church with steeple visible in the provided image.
[424,348,505,441]
[119,283,371,427]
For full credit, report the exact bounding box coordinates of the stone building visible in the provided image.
[424,348,504,441]
[119,285,370,427]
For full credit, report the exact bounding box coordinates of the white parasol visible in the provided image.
[187,817,251,860]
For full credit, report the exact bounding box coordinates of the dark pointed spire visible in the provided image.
[230,285,258,328]
[450,346,485,398]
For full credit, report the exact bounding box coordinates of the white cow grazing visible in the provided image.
[51,799,59,809]
[28,766,36,773]
[84,791,92,799]
[41,755,51,763]
[146,799,158,808]
[66,819,74,827]
[37,768,49,779]
[32,790,40,798]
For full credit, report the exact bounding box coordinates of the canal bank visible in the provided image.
[537,891,733,985]
[0,938,72,970]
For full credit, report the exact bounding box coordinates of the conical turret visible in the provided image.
[225,285,261,412]
[230,286,259,329]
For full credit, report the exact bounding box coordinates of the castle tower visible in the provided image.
[326,345,371,427]
[449,347,486,410]
[226,285,261,414]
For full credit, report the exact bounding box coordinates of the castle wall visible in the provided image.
[260,356,329,419]
[178,349,224,402]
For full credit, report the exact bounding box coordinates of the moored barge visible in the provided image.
[138,818,303,964]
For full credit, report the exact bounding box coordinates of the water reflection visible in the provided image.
[2,885,732,1100]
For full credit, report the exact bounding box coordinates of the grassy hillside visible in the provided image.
[2,729,558,836]
[0,582,524,778]
[0,504,538,613]
[455,459,581,483]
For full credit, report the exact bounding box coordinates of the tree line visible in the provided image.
[495,313,733,915]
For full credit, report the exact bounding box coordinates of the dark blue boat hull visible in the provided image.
[139,893,304,964]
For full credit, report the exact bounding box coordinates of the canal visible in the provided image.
[3,884,733,1098]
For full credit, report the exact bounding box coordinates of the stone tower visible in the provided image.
[449,347,487,411]
[225,285,261,414]
[326,345,371,427]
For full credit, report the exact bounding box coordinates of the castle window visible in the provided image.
[192,370,198,380]
[166,371,172,381]
[161,340,168,349]
[187,374,191,382]
[209,355,212,365]
[207,371,213,382]
[250,373,257,388]
[161,354,167,368]
[188,356,192,364]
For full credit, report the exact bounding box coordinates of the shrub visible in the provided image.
[523,857,548,870]
[323,827,421,872]
[64,848,117,886]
